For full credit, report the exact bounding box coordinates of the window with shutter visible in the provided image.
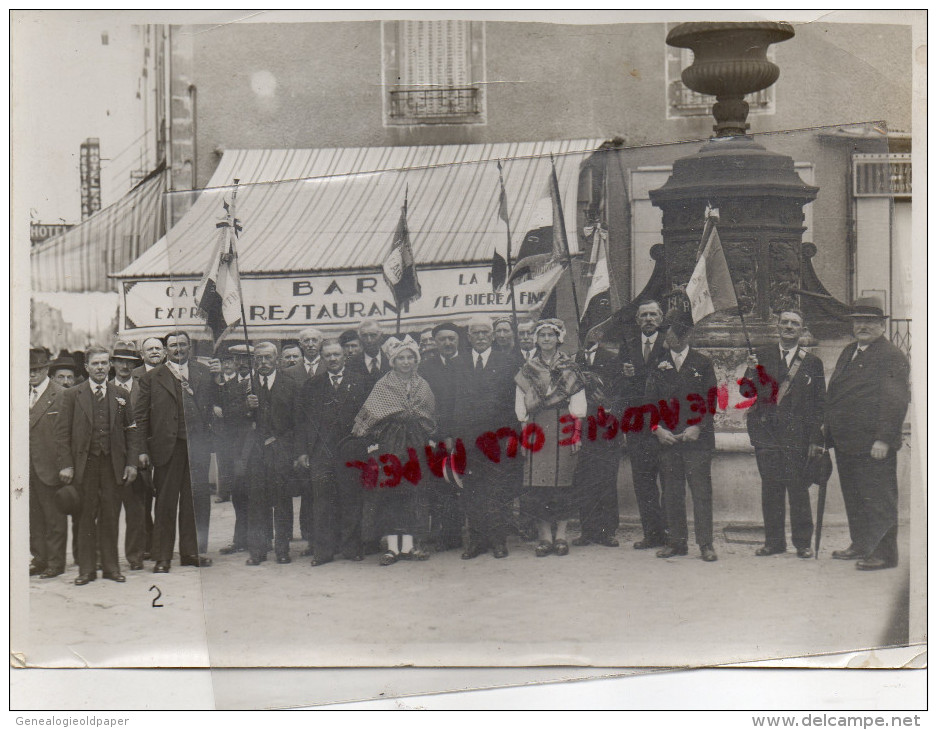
[383,20,486,126]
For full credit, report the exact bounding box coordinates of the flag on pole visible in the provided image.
[490,160,510,292]
[382,189,421,307]
[195,195,244,348]
[514,260,567,320]
[685,217,738,323]
[507,167,566,288]
[579,228,612,337]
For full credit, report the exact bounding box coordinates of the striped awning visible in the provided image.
[115,139,604,279]
[31,165,166,292]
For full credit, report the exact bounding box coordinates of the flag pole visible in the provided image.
[551,154,582,326]
[702,207,752,354]
[228,179,258,389]
[394,184,408,337]
[498,160,519,328]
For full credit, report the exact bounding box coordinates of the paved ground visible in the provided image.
[22,498,912,671]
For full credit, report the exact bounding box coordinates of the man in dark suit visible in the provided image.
[109,341,149,570]
[57,345,141,584]
[646,307,718,562]
[457,318,518,559]
[745,309,826,559]
[29,347,67,578]
[825,297,910,570]
[217,344,255,556]
[242,342,300,565]
[346,317,390,390]
[135,331,220,573]
[296,338,370,565]
[619,300,668,550]
[573,337,622,547]
[418,321,467,551]
[133,335,166,558]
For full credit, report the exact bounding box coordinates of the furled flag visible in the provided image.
[195,190,244,349]
[507,159,569,288]
[685,214,738,323]
[490,160,510,293]
[382,188,421,307]
[579,227,612,339]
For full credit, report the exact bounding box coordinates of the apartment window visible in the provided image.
[665,28,776,120]
[382,20,486,126]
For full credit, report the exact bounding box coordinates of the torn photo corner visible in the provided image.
[12,9,924,710]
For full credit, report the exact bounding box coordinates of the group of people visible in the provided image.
[27,294,910,585]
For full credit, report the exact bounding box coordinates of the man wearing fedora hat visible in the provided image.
[645,306,719,563]
[49,354,79,390]
[825,296,910,571]
[29,347,67,578]
[109,341,148,570]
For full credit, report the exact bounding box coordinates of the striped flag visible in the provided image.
[507,163,567,287]
[490,160,510,292]
[195,193,244,348]
[685,218,738,323]
[579,227,612,337]
[382,189,421,307]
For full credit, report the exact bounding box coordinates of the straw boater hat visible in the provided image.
[847,296,887,319]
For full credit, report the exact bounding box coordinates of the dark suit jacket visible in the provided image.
[419,352,469,440]
[346,351,391,392]
[282,359,323,384]
[218,375,255,472]
[246,370,300,484]
[576,346,622,412]
[745,344,826,451]
[619,330,668,409]
[645,348,717,450]
[296,368,369,473]
[30,380,64,486]
[454,348,518,442]
[56,380,142,486]
[134,360,217,480]
[825,336,910,455]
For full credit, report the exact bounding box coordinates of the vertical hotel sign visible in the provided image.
[79,137,102,221]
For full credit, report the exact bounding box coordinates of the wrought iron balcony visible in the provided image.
[853,153,912,198]
[388,86,481,122]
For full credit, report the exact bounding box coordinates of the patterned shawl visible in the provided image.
[353,370,436,439]
[515,349,585,415]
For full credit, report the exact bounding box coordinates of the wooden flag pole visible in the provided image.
[551,154,582,326]
[498,160,520,329]
[227,179,259,390]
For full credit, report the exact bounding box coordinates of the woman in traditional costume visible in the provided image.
[514,319,587,557]
[352,335,436,565]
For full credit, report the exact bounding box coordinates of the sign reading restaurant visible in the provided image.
[120,264,554,335]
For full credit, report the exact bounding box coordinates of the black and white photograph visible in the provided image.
[11,9,925,712]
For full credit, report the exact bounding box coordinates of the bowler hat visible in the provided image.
[54,483,82,516]
[847,296,887,319]
[48,355,78,376]
[663,307,695,334]
[30,347,51,369]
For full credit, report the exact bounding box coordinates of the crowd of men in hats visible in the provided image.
[27,294,910,586]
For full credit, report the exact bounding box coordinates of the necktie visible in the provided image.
[643,339,651,363]
[331,375,341,390]
[476,353,484,371]
[262,375,269,391]
[779,350,790,381]
[852,345,866,361]
[369,359,377,374]
[95,385,105,401]
[29,387,38,408]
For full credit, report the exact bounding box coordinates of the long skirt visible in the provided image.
[523,406,579,521]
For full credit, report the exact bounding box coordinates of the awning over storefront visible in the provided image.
[116,140,603,338]
[31,165,166,293]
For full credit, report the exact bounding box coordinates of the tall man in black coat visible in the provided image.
[346,317,390,390]
[573,338,622,547]
[243,342,301,565]
[132,335,166,558]
[29,347,67,578]
[745,309,826,559]
[457,318,518,559]
[418,322,468,551]
[57,345,141,584]
[619,300,668,550]
[825,297,910,570]
[296,338,370,565]
[646,308,718,563]
[135,331,220,573]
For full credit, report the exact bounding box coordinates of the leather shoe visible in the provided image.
[276,555,291,564]
[153,561,170,573]
[492,544,509,559]
[219,544,241,555]
[857,557,896,571]
[39,569,64,579]
[181,555,212,567]
[29,563,46,576]
[656,545,688,558]
[796,547,814,559]
[379,551,398,566]
[700,545,718,562]
[554,539,570,556]
[310,556,333,567]
[595,536,620,547]
[634,539,665,550]
[214,496,230,504]
[755,546,786,557]
[245,556,266,566]
[128,562,144,571]
[461,544,487,560]
[832,547,863,560]
[74,573,95,586]
[572,536,593,547]
[535,541,553,557]
[103,572,126,582]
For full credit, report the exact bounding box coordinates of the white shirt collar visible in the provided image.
[259,370,277,388]
[305,357,319,373]
[779,343,798,364]
[521,348,535,360]
[31,377,50,397]
[145,362,158,372]
[671,346,690,370]
[472,347,492,367]
[113,377,133,391]
[365,352,381,368]
[643,332,658,345]
[330,368,345,380]
[90,379,107,394]
[169,361,189,379]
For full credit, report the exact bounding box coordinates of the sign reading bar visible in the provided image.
[121,265,558,334]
